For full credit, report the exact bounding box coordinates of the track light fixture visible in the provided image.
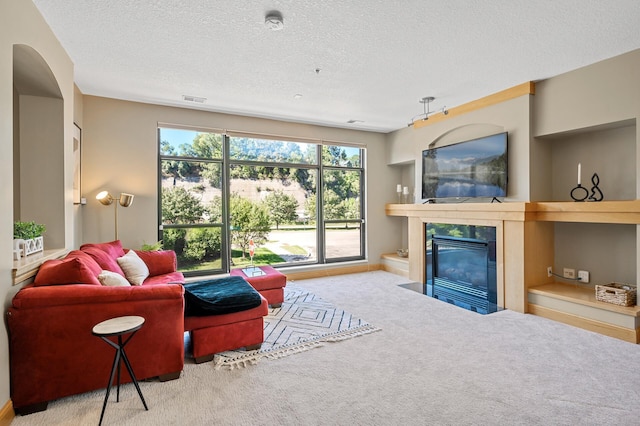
[408,96,448,127]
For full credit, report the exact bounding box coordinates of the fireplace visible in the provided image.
[426,225,498,314]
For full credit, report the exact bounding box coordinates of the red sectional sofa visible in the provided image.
[7,240,186,414]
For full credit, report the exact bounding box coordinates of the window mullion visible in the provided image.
[222,134,231,272]
[316,144,325,264]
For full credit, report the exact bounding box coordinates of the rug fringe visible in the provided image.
[213,324,381,370]
[322,324,381,342]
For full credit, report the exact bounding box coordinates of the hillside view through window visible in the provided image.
[158,127,364,275]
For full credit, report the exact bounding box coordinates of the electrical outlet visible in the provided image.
[547,266,553,278]
[563,268,576,279]
[578,270,590,283]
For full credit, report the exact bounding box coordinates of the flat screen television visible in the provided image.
[421,132,508,200]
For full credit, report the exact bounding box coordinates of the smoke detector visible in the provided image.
[265,11,284,31]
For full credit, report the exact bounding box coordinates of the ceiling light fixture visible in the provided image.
[265,11,284,31]
[407,96,448,127]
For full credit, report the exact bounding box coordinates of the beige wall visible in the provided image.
[533,49,640,201]
[385,49,640,294]
[386,94,532,202]
[82,96,391,261]
[19,95,65,248]
[533,49,640,138]
[533,49,640,288]
[73,84,85,248]
[2,0,640,415]
[548,125,636,201]
[1,0,75,411]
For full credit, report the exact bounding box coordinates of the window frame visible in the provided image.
[158,127,366,275]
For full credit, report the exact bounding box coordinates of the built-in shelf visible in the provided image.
[529,283,640,316]
[12,247,67,286]
[387,200,640,224]
[386,200,640,343]
[380,253,409,278]
[386,202,531,221]
[533,200,640,224]
[381,253,409,264]
[528,282,639,343]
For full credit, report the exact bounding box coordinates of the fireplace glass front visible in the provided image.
[426,224,498,314]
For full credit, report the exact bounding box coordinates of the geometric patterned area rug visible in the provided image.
[213,283,381,369]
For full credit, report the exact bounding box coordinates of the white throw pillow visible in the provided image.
[98,270,131,287]
[116,250,150,286]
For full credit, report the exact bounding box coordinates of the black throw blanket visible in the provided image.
[183,276,262,316]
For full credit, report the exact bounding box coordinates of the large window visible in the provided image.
[322,146,364,262]
[159,127,365,276]
[159,129,226,273]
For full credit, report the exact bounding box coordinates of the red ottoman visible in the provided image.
[183,276,269,364]
[184,298,268,364]
[230,265,287,307]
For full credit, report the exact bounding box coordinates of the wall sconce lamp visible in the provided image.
[96,191,135,240]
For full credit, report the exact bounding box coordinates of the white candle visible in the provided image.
[577,163,581,185]
[397,184,402,193]
[403,186,409,195]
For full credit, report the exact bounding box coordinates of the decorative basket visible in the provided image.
[396,249,408,258]
[595,283,637,307]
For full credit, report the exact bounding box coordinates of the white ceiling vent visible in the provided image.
[182,95,207,103]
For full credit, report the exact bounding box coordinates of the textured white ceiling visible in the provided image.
[32,0,640,133]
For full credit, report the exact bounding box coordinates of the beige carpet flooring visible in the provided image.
[11,271,640,425]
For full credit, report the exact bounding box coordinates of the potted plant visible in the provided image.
[13,221,46,256]
[140,240,163,251]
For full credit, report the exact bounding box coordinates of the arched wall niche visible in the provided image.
[13,44,65,249]
[427,123,505,148]
[420,123,513,201]
[13,44,62,98]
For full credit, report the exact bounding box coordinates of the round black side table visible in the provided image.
[92,316,148,425]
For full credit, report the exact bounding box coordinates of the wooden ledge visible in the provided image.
[381,253,409,264]
[413,82,535,128]
[532,200,640,224]
[385,202,532,222]
[529,283,640,317]
[386,201,640,225]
